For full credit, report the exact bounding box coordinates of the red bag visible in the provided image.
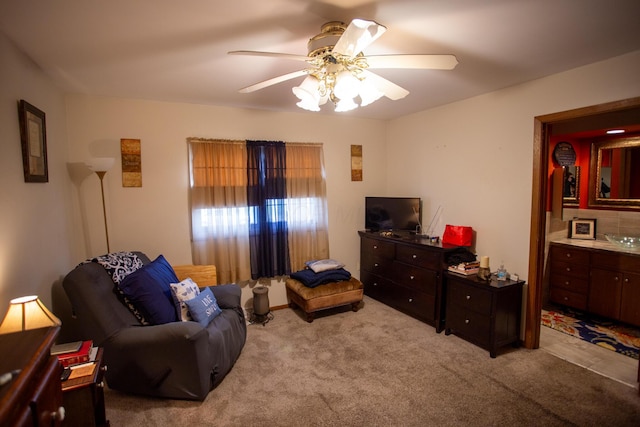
[442,225,473,246]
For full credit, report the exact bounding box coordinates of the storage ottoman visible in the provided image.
[285,276,364,322]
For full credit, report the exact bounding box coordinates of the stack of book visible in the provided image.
[448,261,480,276]
[51,340,95,367]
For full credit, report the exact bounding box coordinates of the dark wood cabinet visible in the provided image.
[0,327,64,427]
[61,347,109,427]
[548,244,589,310]
[444,272,524,358]
[548,241,640,327]
[359,231,458,332]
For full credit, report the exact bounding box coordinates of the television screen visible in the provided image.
[365,197,421,232]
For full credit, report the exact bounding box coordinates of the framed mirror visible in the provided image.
[562,165,580,206]
[588,136,640,209]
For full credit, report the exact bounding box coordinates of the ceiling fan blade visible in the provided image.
[361,70,409,100]
[238,70,308,93]
[228,50,311,62]
[366,54,459,70]
[332,19,387,59]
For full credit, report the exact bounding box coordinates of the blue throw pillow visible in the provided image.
[118,255,180,325]
[185,287,222,327]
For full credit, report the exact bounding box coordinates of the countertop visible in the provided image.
[551,237,640,256]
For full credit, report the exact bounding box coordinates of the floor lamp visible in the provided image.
[85,157,115,253]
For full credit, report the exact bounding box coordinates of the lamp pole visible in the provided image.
[95,170,110,253]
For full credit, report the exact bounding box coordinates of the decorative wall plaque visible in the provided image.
[553,141,576,166]
[351,144,362,181]
[121,138,142,187]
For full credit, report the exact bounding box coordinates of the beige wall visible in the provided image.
[0,34,76,309]
[2,22,639,315]
[387,50,640,279]
[64,95,387,307]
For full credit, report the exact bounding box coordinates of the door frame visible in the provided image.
[524,96,640,349]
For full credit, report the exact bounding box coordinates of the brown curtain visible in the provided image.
[285,143,329,272]
[188,138,251,283]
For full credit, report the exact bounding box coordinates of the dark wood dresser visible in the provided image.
[444,272,524,358]
[359,231,461,332]
[0,327,64,426]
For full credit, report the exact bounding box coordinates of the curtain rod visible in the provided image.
[187,138,322,147]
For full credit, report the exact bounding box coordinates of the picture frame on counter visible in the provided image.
[568,218,596,240]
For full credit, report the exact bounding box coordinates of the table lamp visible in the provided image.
[0,295,61,334]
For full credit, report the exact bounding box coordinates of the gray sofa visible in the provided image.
[54,251,246,401]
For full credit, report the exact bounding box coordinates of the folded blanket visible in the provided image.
[290,268,351,288]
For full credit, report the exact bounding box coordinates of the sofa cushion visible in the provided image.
[170,278,201,321]
[118,255,180,325]
[185,287,222,327]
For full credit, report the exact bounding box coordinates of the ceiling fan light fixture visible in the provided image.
[334,97,359,112]
[333,70,361,100]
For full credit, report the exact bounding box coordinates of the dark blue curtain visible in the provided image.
[246,140,290,279]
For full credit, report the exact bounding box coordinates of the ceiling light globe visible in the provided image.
[333,70,360,100]
[335,97,359,112]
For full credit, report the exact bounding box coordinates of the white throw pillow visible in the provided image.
[170,278,200,321]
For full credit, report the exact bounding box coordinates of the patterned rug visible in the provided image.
[541,309,640,360]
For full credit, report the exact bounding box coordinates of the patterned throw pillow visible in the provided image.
[185,287,222,327]
[170,278,201,321]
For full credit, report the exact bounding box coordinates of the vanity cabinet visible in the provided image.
[548,244,589,310]
[359,231,456,332]
[548,241,640,327]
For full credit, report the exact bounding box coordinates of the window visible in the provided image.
[188,138,329,283]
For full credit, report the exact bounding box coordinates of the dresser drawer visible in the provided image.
[392,262,437,295]
[446,305,491,346]
[447,280,492,316]
[550,259,589,280]
[550,245,590,265]
[396,245,441,270]
[361,253,394,274]
[549,272,589,294]
[549,287,587,310]
[360,270,393,300]
[388,284,435,323]
[361,237,395,259]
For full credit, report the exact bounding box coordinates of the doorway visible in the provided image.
[525,96,640,350]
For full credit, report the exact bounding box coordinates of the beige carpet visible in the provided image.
[104,297,640,426]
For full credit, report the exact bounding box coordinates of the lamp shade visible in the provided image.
[85,157,115,172]
[0,295,61,334]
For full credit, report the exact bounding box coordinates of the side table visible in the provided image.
[61,347,109,426]
[444,272,524,358]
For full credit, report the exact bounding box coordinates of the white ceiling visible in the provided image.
[1,0,639,120]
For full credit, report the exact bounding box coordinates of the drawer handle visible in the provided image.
[373,245,378,249]
[374,263,379,267]
[412,254,417,259]
[410,275,415,280]
[615,276,619,281]
[408,298,413,303]
[564,281,570,285]
[97,381,105,388]
[566,253,571,258]
[373,282,378,286]
[466,295,471,300]
[51,407,66,422]
[465,319,470,324]
[625,278,629,283]
[564,297,569,301]
[565,267,571,272]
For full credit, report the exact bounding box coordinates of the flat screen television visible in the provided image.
[365,197,421,232]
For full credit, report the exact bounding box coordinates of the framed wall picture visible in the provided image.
[569,218,596,240]
[18,100,48,182]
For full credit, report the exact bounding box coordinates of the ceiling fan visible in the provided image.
[228,19,458,112]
